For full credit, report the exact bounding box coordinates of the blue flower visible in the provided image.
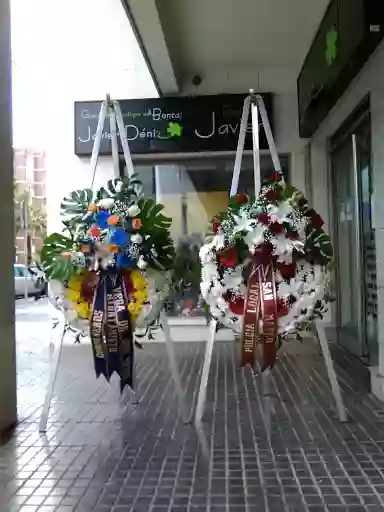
[94,210,109,229]
[116,250,137,269]
[109,227,129,247]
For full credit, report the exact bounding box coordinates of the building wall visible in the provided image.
[309,41,384,380]
[14,148,47,262]
[0,0,17,432]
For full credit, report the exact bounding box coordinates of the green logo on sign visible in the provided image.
[167,122,182,137]
[326,26,338,67]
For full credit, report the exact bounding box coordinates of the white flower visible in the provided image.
[233,213,256,233]
[200,244,215,264]
[98,198,115,210]
[267,201,293,224]
[137,257,148,270]
[94,244,114,269]
[72,252,86,267]
[211,234,225,249]
[272,235,304,259]
[115,181,123,193]
[244,224,265,251]
[131,233,143,244]
[127,204,141,217]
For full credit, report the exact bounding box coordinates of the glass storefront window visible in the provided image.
[133,154,289,317]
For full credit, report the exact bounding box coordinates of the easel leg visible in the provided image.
[39,322,66,433]
[314,321,348,423]
[160,310,190,424]
[195,319,217,427]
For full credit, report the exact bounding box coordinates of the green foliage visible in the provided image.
[97,174,143,201]
[60,188,95,226]
[142,232,175,271]
[137,198,172,232]
[305,227,333,266]
[14,182,47,236]
[40,232,75,281]
[172,236,201,295]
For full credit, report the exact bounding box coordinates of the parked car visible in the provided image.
[14,264,47,298]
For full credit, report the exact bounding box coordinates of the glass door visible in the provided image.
[331,109,378,364]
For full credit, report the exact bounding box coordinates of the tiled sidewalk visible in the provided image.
[2,323,384,511]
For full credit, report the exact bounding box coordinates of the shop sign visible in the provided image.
[298,0,384,138]
[74,94,273,156]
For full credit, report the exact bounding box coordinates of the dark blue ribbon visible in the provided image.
[90,271,134,391]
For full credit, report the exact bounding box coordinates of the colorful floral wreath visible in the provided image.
[200,172,333,340]
[41,174,174,331]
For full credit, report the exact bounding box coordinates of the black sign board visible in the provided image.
[298,0,384,138]
[74,94,273,156]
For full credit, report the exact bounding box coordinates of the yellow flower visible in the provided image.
[129,300,145,316]
[67,289,81,303]
[68,275,83,292]
[130,270,147,291]
[134,290,148,304]
[76,301,91,319]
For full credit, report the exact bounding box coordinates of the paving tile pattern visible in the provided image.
[2,333,384,511]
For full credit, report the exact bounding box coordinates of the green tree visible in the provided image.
[14,182,47,263]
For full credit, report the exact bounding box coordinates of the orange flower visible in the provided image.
[88,203,98,212]
[107,215,119,226]
[108,244,120,253]
[132,218,142,229]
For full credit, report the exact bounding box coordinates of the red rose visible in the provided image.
[277,299,289,318]
[255,212,270,225]
[90,225,101,238]
[254,243,273,265]
[269,171,282,182]
[310,213,324,229]
[81,270,100,304]
[212,220,221,233]
[233,193,249,205]
[269,222,284,235]
[219,247,238,268]
[264,190,279,203]
[121,270,133,294]
[287,229,299,240]
[277,263,296,280]
[228,296,245,315]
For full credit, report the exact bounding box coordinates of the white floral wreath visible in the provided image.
[200,173,333,337]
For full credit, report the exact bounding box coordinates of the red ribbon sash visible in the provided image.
[241,264,278,369]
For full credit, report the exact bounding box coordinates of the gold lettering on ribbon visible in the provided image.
[106,292,118,353]
[241,276,261,366]
[260,266,278,369]
[92,310,104,357]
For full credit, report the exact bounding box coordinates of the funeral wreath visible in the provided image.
[41,174,175,389]
[200,171,333,369]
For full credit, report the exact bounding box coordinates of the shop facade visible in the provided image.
[299,0,384,397]
[75,94,291,315]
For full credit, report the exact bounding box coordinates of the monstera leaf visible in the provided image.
[60,188,95,226]
[306,228,333,266]
[144,232,175,271]
[97,174,143,201]
[40,233,75,281]
[138,198,172,232]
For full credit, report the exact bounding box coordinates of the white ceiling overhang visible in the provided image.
[122,0,330,96]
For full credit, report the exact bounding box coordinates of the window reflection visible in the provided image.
[134,155,289,317]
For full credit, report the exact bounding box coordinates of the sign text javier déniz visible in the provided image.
[74,94,273,156]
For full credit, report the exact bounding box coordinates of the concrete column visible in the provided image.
[0,0,17,432]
